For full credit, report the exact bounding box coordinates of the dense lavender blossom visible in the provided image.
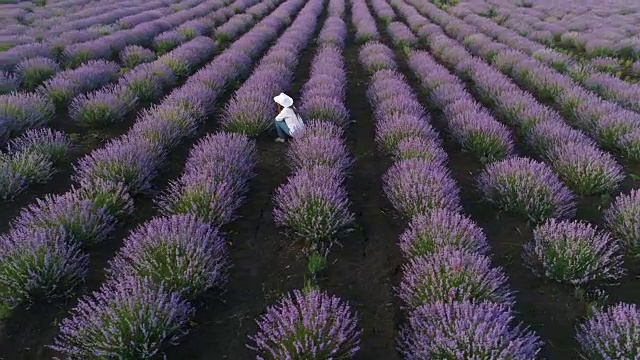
[154,30,186,54]
[383,159,461,219]
[121,62,175,102]
[119,45,157,68]
[0,71,19,94]
[399,301,542,360]
[0,227,88,308]
[1,151,54,185]
[7,128,72,163]
[547,142,623,195]
[318,17,347,48]
[50,276,193,359]
[448,110,515,163]
[393,136,447,165]
[300,96,350,128]
[13,190,114,247]
[74,136,163,195]
[69,85,138,127]
[273,166,354,243]
[527,120,594,157]
[359,42,397,72]
[72,178,134,219]
[108,215,228,300]
[398,248,513,309]
[619,129,640,161]
[0,92,55,140]
[477,157,576,223]
[0,160,26,201]
[15,57,60,90]
[388,21,418,47]
[576,302,640,360]
[162,83,215,121]
[605,190,640,257]
[399,209,489,259]
[39,60,120,106]
[287,134,352,173]
[375,115,437,154]
[184,132,256,181]
[248,289,361,360]
[523,219,624,285]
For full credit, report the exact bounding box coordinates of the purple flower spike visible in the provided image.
[548,142,624,195]
[300,96,350,128]
[7,128,72,163]
[0,71,19,94]
[72,178,134,220]
[273,166,354,243]
[108,214,228,300]
[287,134,352,173]
[605,189,640,257]
[359,42,397,72]
[119,45,156,68]
[13,190,114,247]
[69,85,138,127]
[50,276,193,359]
[399,209,489,259]
[0,92,55,140]
[477,157,576,223]
[527,120,594,157]
[248,289,361,359]
[524,219,625,285]
[576,302,640,360]
[399,301,542,360]
[0,227,88,308]
[15,56,60,90]
[448,109,515,163]
[393,136,447,166]
[383,159,461,219]
[375,115,438,153]
[131,104,198,150]
[398,248,514,309]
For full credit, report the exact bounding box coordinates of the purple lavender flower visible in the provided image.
[72,178,134,219]
[393,136,447,165]
[527,120,594,157]
[524,219,624,285]
[273,166,354,243]
[248,289,361,359]
[398,248,514,309]
[121,62,175,102]
[119,45,156,68]
[300,96,349,128]
[388,21,418,47]
[0,160,26,201]
[74,136,163,195]
[108,214,228,299]
[399,209,489,258]
[399,300,542,360]
[162,83,215,121]
[359,42,397,72]
[0,227,88,308]
[576,302,640,360]
[448,109,515,163]
[184,132,256,179]
[2,150,54,185]
[318,17,347,48]
[69,85,138,127]
[548,142,624,195]
[375,115,437,154]
[153,30,186,54]
[0,71,19,94]
[605,189,640,257]
[0,92,55,140]
[589,57,621,74]
[50,276,193,359]
[7,128,72,163]
[13,190,114,247]
[39,60,120,105]
[477,157,576,223]
[15,56,60,90]
[383,159,461,219]
[287,133,352,173]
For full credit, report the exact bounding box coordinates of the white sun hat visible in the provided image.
[273,92,294,108]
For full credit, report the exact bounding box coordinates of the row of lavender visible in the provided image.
[385,0,640,357]
[355,2,544,356]
[0,0,277,202]
[411,1,640,164]
[0,0,309,356]
[250,1,365,356]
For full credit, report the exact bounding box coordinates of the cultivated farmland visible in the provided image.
[1,0,640,358]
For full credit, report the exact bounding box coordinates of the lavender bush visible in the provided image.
[523,219,625,285]
[375,115,437,154]
[477,157,576,223]
[119,45,157,68]
[383,159,461,219]
[287,134,352,173]
[50,276,193,359]
[399,209,489,259]
[449,109,515,163]
[0,92,55,140]
[605,189,640,257]
[576,302,640,360]
[393,136,447,165]
[273,166,354,243]
[15,56,60,90]
[72,178,134,219]
[248,289,361,359]
[2,151,54,185]
[399,301,542,360]
[108,215,228,300]
[7,128,72,163]
[69,85,138,127]
[0,71,19,94]
[398,248,513,309]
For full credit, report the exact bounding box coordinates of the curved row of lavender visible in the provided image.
[407,0,640,163]
[220,0,323,136]
[388,0,640,357]
[1,0,227,72]
[0,0,283,203]
[252,5,362,357]
[0,0,308,356]
[358,2,542,357]
[447,8,640,115]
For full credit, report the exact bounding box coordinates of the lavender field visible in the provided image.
[1,0,640,358]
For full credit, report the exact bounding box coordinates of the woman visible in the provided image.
[273,92,304,142]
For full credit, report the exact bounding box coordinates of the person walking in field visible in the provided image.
[273,92,304,142]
